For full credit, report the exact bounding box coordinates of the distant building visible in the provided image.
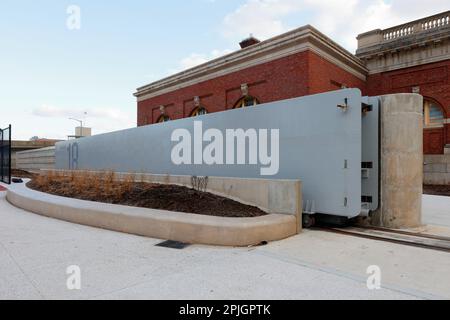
[75,126,92,138]
[68,126,92,140]
[135,11,450,155]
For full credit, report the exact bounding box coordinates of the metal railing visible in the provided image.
[0,125,12,184]
[383,11,450,41]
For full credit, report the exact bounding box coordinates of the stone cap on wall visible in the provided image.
[12,140,61,151]
[356,10,450,57]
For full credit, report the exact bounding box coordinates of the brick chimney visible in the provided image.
[239,35,261,49]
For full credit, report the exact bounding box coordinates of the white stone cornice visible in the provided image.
[135,26,367,102]
[361,39,450,74]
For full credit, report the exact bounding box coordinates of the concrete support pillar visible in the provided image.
[369,94,423,228]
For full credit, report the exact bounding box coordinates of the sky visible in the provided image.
[1,0,449,140]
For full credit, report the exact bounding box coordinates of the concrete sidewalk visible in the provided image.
[423,194,450,227]
[1,190,450,300]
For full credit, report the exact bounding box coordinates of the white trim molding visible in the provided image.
[135,25,368,102]
[424,124,445,129]
[424,119,450,129]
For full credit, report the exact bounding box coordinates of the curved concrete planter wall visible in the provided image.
[46,170,302,224]
[6,184,298,247]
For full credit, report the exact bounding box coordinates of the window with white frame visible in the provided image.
[423,100,444,127]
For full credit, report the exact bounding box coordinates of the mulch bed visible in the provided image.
[27,178,267,218]
[423,185,450,197]
[12,169,37,179]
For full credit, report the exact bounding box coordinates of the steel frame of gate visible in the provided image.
[56,89,382,218]
[0,125,12,185]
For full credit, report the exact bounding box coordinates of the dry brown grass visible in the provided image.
[30,170,138,201]
[120,173,135,198]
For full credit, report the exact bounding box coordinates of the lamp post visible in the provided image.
[69,118,83,138]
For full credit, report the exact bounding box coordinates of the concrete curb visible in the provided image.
[6,183,298,247]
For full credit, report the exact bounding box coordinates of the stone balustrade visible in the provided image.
[357,11,450,51]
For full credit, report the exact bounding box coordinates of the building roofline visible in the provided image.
[134,25,367,100]
[357,27,450,58]
[357,10,450,39]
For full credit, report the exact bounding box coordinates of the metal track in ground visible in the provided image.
[315,226,450,253]
[359,225,450,242]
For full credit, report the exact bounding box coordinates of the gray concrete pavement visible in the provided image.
[0,190,450,299]
[423,194,450,227]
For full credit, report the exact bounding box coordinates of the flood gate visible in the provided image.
[56,89,380,218]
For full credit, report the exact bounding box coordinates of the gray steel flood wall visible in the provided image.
[56,89,362,217]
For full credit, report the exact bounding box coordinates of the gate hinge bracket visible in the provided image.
[337,98,349,112]
[362,102,373,115]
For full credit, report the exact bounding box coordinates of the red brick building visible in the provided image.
[135,11,450,155]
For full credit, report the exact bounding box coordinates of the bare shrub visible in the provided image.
[69,170,75,182]
[34,172,45,189]
[103,171,115,197]
[191,176,209,192]
[92,171,102,196]
[122,173,135,195]
[73,171,86,194]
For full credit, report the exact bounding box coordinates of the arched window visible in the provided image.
[234,95,259,109]
[423,100,444,127]
[156,115,171,123]
[190,107,208,117]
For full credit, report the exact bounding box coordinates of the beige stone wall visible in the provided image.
[16,147,55,172]
[424,155,450,185]
[369,94,423,228]
[11,141,59,169]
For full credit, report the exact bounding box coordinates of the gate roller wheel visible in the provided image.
[302,215,316,228]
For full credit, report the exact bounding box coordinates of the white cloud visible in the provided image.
[33,104,132,122]
[31,104,136,138]
[223,0,301,40]
[221,0,450,52]
[166,0,450,78]
[168,49,233,74]
[302,0,359,35]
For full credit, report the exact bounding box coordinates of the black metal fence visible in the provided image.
[0,125,11,184]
